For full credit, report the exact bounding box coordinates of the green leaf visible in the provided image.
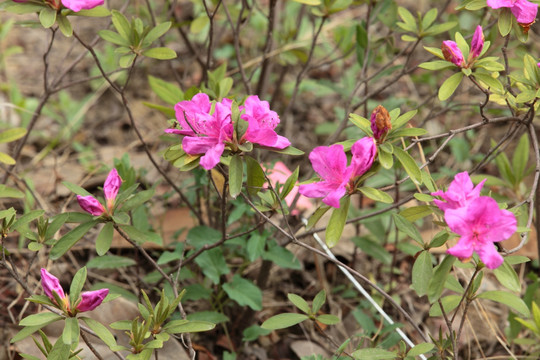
[498,8,513,36]
[378,146,393,169]
[190,15,209,34]
[388,127,427,139]
[56,15,72,37]
[20,313,63,327]
[262,244,302,269]
[358,186,393,204]
[162,320,215,333]
[186,311,228,324]
[87,255,136,269]
[393,213,423,245]
[349,113,372,136]
[397,6,417,32]
[96,222,113,256]
[111,10,131,40]
[229,154,243,198]
[246,156,266,196]
[280,166,299,201]
[512,133,530,182]
[292,0,321,4]
[62,181,92,197]
[288,294,310,314]
[429,295,462,316]
[408,343,435,356]
[62,317,79,345]
[69,267,87,309]
[81,317,119,349]
[50,221,98,260]
[312,290,326,314]
[392,145,422,184]
[144,21,172,44]
[0,127,26,143]
[39,7,56,28]
[418,60,454,71]
[391,110,418,129]
[305,206,331,230]
[118,224,162,245]
[325,196,350,248]
[493,259,521,293]
[273,146,304,156]
[99,29,130,46]
[478,291,530,317]
[148,75,183,105]
[438,72,464,101]
[261,313,309,330]
[119,54,136,68]
[316,314,340,325]
[11,210,45,232]
[121,189,154,212]
[428,255,456,303]
[74,6,110,17]
[423,21,457,36]
[0,152,16,165]
[412,251,433,297]
[194,248,229,284]
[242,325,271,341]
[0,184,24,198]
[399,205,433,222]
[423,46,444,59]
[142,47,177,60]
[223,275,262,311]
[421,8,437,30]
[352,348,398,359]
[472,73,504,92]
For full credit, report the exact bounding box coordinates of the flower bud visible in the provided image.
[41,268,66,301]
[470,26,484,59]
[103,168,122,202]
[76,289,109,312]
[77,195,105,216]
[370,105,392,141]
[441,41,465,67]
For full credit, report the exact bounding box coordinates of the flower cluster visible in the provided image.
[298,137,377,208]
[77,168,122,216]
[167,94,290,170]
[432,172,517,269]
[41,268,108,315]
[442,26,484,68]
[13,0,104,12]
[487,0,538,31]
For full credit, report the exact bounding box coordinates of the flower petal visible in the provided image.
[487,0,516,9]
[40,268,65,300]
[470,25,484,59]
[309,144,348,182]
[199,143,225,170]
[444,206,472,236]
[350,137,377,178]
[77,289,109,312]
[476,243,504,269]
[511,0,538,24]
[447,235,475,260]
[61,0,103,12]
[441,41,465,67]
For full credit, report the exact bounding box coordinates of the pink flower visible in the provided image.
[444,197,517,269]
[169,93,233,170]
[431,171,486,212]
[441,41,465,67]
[240,95,291,149]
[263,162,313,215]
[298,138,376,208]
[487,0,537,27]
[76,168,122,216]
[61,0,104,12]
[469,26,484,59]
[41,268,109,313]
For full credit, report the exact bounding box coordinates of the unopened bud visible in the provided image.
[441,41,465,67]
[370,105,392,141]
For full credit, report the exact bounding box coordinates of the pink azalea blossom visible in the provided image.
[441,41,465,67]
[298,138,376,208]
[169,93,233,170]
[263,161,313,215]
[487,0,538,26]
[469,26,485,59]
[431,171,486,212]
[41,268,109,313]
[61,0,104,11]
[240,95,291,149]
[77,168,122,216]
[444,196,517,269]
[370,105,392,141]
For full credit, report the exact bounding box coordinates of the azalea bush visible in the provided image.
[1,0,540,359]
